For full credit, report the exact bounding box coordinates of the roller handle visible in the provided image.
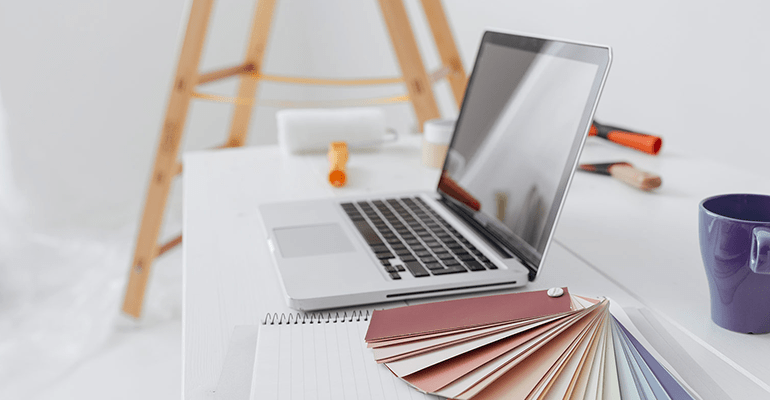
[589,121,662,155]
[328,142,348,187]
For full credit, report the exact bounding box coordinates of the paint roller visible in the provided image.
[276,107,396,154]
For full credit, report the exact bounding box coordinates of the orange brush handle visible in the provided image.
[589,121,662,155]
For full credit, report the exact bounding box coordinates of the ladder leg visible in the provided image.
[419,0,467,108]
[225,0,278,147]
[122,0,216,318]
[378,0,441,132]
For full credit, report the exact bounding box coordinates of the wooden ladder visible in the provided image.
[122,0,467,318]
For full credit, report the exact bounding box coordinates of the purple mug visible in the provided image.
[699,193,770,334]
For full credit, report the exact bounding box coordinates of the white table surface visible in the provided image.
[557,139,770,393]
[182,133,770,399]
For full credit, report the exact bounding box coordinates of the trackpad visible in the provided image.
[273,224,355,258]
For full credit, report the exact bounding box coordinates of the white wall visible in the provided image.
[1,0,768,229]
[445,0,770,172]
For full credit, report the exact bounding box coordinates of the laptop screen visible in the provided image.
[438,32,610,278]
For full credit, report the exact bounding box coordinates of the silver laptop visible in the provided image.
[259,31,611,311]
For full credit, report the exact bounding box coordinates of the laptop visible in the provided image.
[259,31,611,311]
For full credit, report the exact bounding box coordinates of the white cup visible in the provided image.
[422,119,455,168]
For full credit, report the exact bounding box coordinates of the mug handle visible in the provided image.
[750,227,770,274]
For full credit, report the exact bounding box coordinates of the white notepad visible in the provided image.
[251,315,439,400]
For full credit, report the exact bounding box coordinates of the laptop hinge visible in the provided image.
[437,193,538,278]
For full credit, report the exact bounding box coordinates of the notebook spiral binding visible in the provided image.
[263,310,371,325]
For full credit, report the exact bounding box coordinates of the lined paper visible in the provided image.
[251,320,438,400]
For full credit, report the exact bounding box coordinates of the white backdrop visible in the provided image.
[0,0,768,397]
[1,0,768,226]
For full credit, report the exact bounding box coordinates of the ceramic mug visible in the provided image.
[699,193,770,334]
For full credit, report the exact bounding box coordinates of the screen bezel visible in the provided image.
[437,31,611,279]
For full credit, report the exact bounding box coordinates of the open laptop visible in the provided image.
[259,31,611,311]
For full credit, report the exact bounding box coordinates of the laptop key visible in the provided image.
[459,255,476,262]
[352,220,382,246]
[465,261,486,271]
[404,261,430,277]
[384,265,397,273]
[486,263,498,270]
[401,255,416,262]
[424,263,444,270]
[371,244,389,253]
[395,264,405,272]
[431,265,467,275]
[389,272,401,280]
[421,257,438,264]
[375,252,394,260]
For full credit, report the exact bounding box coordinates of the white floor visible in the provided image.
[0,223,184,400]
[36,244,185,400]
[36,318,181,400]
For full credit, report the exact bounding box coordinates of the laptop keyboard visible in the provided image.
[340,197,498,280]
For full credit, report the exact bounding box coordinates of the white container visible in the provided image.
[422,119,455,168]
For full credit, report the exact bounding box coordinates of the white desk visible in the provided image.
[183,134,770,399]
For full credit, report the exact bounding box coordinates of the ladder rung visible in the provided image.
[197,63,255,85]
[429,65,453,83]
[156,234,183,257]
[191,92,409,108]
[250,73,403,86]
[192,92,255,106]
[257,95,410,108]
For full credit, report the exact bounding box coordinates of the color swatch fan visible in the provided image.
[364,288,698,400]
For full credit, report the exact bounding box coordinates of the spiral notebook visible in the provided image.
[247,289,720,400]
[251,312,439,400]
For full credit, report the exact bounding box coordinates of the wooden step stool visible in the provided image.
[122,0,467,318]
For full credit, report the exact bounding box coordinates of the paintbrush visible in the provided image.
[579,162,662,191]
[590,121,662,155]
